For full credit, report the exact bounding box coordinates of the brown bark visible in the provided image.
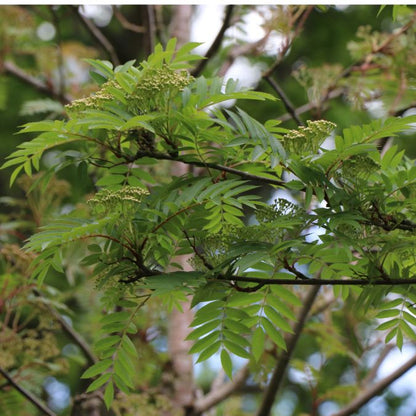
[167,270,195,411]
[166,181,196,412]
[167,7,196,413]
[169,5,193,48]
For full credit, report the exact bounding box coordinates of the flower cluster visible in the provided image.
[135,65,192,96]
[129,65,193,112]
[65,81,121,116]
[283,120,336,154]
[88,186,148,216]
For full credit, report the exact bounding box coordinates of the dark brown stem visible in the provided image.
[260,7,312,126]
[0,367,57,416]
[33,289,97,365]
[183,230,214,270]
[127,150,285,187]
[277,88,344,122]
[84,234,137,257]
[264,76,305,126]
[221,275,416,287]
[256,285,320,416]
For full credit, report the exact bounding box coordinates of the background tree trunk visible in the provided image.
[167,6,196,414]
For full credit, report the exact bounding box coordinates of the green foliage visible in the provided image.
[3,31,416,409]
[82,307,141,408]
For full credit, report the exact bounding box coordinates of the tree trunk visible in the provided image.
[167,7,196,414]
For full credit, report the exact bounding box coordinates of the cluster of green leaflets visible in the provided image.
[3,38,416,407]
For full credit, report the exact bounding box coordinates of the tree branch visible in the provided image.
[71,6,120,66]
[221,275,416,287]
[331,351,416,416]
[256,285,321,416]
[3,61,72,104]
[264,75,305,126]
[192,364,250,414]
[124,151,416,233]
[33,289,98,365]
[0,367,57,416]
[127,150,285,187]
[191,5,235,77]
[137,267,416,287]
[277,88,344,122]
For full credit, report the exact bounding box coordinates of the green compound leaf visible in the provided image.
[252,326,265,362]
[103,380,114,409]
[81,359,113,379]
[221,349,233,379]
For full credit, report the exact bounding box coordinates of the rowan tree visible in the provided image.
[1,5,416,416]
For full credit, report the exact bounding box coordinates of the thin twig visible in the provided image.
[71,5,120,66]
[183,230,214,271]
[256,285,321,416]
[49,308,98,365]
[85,234,137,258]
[277,88,344,122]
[191,5,235,77]
[0,367,57,416]
[127,150,285,187]
[3,61,72,104]
[33,289,98,365]
[265,76,304,126]
[331,351,416,416]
